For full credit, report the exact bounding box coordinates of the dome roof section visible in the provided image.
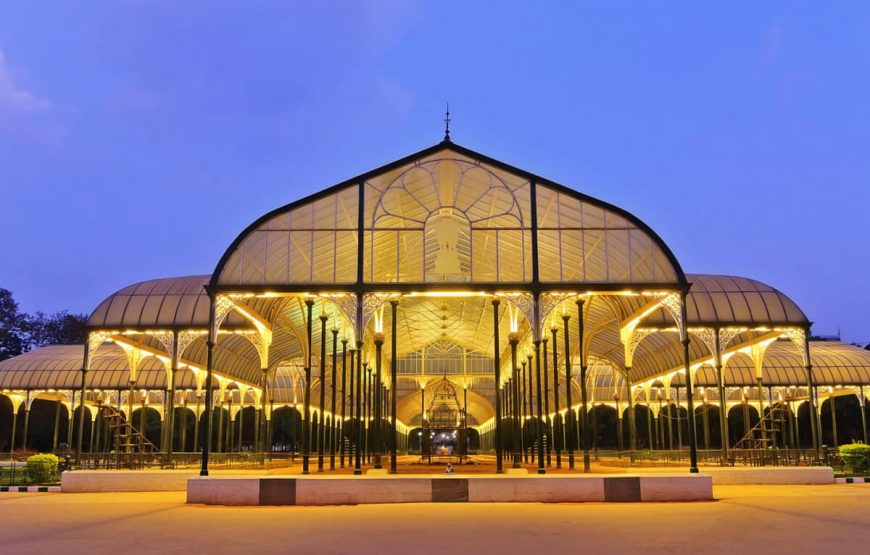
[88,275,249,330]
[643,274,808,327]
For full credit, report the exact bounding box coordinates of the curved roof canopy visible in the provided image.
[645,274,808,327]
[88,275,249,330]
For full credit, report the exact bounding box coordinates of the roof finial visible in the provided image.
[443,103,451,142]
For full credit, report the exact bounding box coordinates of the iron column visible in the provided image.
[354,345,363,475]
[576,299,590,473]
[330,327,338,470]
[390,300,398,474]
[301,299,314,475]
[562,313,574,470]
[551,326,561,468]
[492,299,503,473]
[509,333,521,469]
[534,339,545,474]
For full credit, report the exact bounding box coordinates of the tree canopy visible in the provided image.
[0,288,87,361]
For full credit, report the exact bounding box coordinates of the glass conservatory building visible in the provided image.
[2,138,869,474]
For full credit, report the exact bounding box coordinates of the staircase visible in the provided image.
[733,401,790,450]
[98,404,159,467]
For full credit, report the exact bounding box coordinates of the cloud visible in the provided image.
[0,50,52,113]
[0,50,68,147]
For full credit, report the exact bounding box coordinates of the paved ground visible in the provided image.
[1,484,867,555]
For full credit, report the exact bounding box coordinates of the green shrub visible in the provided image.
[26,453,60,484]
[839,443,870,475]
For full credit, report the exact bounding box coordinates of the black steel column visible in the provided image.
[199,295,217,476]
[714,344,728,461]
[318,313,328,472]
[52,397,62,452]
[803,334,820,455]
[259,369,269,453]
[348,347,356,467]
[421,384,426,458]
[330,327,338,470]
[521,359,528,463]
[509,333,521,468]
[340,338,348,468]
[390,300,398,474]
[576,299,590,473]
[681,292,699,473]
[76,340,91,465]
[492,299,503,473]
[302,299,314,475]
[562,312,574,470]
[551,326,561,468]
[861,385,868,445]
[534,339,545,474]
[373,332,384,469]
[163,330,179,466]
[542,336,551,467]
[526,354,534,464]
[354,343,363,475]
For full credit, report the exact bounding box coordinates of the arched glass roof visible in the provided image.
[212,141,686,289]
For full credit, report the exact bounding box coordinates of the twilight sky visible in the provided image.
[1,2,868,344]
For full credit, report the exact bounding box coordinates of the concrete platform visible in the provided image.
[62,470,199,492]
[186,473,713,505]
[700,467,834,485]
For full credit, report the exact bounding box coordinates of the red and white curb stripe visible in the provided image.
[0,485,61,492]
[835,477,867,484]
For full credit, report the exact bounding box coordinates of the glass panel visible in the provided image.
[217,186,359,285]
[364,148,532,283]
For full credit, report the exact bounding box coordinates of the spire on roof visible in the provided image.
[443,103,451,142]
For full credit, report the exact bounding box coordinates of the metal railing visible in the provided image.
[583,447,831,468]
[0,459,62,486]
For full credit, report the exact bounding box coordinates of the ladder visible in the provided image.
[97,404,159,467]
[733,401,790,450]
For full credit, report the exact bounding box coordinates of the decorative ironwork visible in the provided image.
[718,327,744,355]
[689,327,717,356]
[501,292,534,333]
[87,331,113,357]
[331,293,359,337]
[624,328,659,367]
[361,293,400,332]
[778,327,808,365]
[214,295,235,333]
[659,293,683,333]
[539,291,576,332]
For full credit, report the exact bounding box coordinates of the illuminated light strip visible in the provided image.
[631,329,787,390]
[109,335,260,392]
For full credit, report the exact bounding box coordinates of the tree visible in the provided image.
[0,288,27,361]
[0,288,88,359]
[25,310,88,349]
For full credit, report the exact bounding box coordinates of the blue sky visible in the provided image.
[1,2,868,343]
